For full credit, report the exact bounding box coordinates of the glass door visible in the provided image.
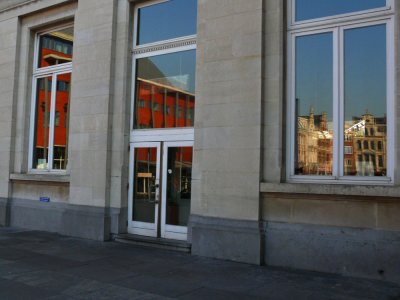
[128,142,161,237]
[128,140,193,240]
[161,141,193,240]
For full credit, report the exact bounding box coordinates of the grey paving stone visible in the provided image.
[2,270,83,294]
[61,278,112,296]
[178,287,262,300]
[71,284,151,300]
[0,278,57,300]
[0,228,399,300]
[116,273,203,298]
[63,261,140,283]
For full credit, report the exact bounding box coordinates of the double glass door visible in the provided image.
[128,140,193,240]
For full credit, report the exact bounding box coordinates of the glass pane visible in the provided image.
[344,25,386,176]
[295,33,333,175]
[52,73,71,170]
[133,147,158,223]
[38,26,74,68]
[134,50,196,129]
[32,77,52,169]
[296,0,386,21]
[166,146,192,226]
[137,0,197,45]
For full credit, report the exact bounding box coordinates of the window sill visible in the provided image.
[260,182,400,198]
[10,173,70,184]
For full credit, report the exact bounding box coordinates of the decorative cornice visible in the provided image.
[0,0,38,14]
[132,38,196,55]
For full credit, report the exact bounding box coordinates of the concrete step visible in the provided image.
[114,234,191,253]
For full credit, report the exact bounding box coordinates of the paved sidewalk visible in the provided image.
[0,227,399,299]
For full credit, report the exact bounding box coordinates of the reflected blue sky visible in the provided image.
[296,32,333,119]
[295,24,386,121]
[344,25,386,119]
[137,0,197,45]
[296,0,386,21]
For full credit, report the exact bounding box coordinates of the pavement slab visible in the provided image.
[0,227,399,300]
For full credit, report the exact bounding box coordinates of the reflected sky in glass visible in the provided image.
[137,0,197,45]
[296,0,386,21]
[295,32,332,119]
[136,50,196,94]
[344,25,386,120]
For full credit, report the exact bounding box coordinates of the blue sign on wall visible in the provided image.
[40,197,50,202]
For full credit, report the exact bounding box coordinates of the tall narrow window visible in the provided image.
[30,26,73,171]
[288,1,393,182]
[133,0,197,130]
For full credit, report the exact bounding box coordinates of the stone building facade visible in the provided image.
[0,0,399,284]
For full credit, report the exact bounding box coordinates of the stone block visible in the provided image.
[377,202,400,231]
[264,221,400,284]
[191,214,263,265]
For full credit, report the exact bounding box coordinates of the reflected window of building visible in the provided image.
[289,1,392,181]
[30,25,73,171]
[38,27,73,68]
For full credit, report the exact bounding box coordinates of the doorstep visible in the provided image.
[114,233,191,253]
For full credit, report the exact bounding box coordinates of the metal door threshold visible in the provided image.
[114,234,191,253]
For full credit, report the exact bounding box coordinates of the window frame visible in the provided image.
[287,6,395,185]
[288,0,394,28]
[28,24,73,174]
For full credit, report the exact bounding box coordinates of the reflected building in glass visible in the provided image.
[344,112,387,176]
[33,27,73,170]
[296,105,333,175]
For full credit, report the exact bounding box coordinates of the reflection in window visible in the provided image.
[343,25,386,176]
[32,25,73,172]
[137,0,197,45]
[166,146,192,226]
[52,73,71,169]
[38,26,74,68]
[295,0,386,22]
[133,147,157,223]
[32,77,52,169]
[134,50,196,129]
[295,33,333,175]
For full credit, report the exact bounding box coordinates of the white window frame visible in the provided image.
[287,2,395,185]
[288,0,394,28]
[28,24,73,173]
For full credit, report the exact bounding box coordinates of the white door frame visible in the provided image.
[128,129,193,240]
[161,140,193,241]
[128,141,161,237]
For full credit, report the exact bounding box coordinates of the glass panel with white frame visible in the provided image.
[295,0,387,22]
[295,32,333,175]
[134,50,196,129]
[288,1,393,182]
[30,25,73,172]
[343,24,387,177]
[136,0,197,45]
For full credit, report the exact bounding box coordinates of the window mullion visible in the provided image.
[334,27,343,178]
[47,73,57,171]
